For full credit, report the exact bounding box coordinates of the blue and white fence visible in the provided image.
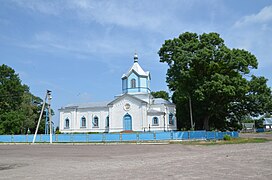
[0,131,239,143]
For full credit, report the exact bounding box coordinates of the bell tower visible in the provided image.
[121,53,151,94]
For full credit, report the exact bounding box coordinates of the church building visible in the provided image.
[59,54,176,133]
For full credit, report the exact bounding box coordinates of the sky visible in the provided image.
[1,0,272,126]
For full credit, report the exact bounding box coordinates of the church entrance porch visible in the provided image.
[123,113,132,131]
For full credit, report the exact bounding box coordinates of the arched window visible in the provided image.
[65,118,69,129]
[131,78,136,88]
[93,116,99,127]
[106,116,109,128]
[81,116,86,128]
[169,113,174,125]
[153,117,159,126]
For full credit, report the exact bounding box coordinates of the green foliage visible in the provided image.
[223,134,231,141]
[159,32,272,131]
[0,64,49,135]
[0,64,25,113]
[255,120,264,129]
[241,115,254,123]
[263,113,272,118]
[55,126,61,134]
[0,111,24,134]
[151,91,170,101]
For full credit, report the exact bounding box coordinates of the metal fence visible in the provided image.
[0,131,239,143]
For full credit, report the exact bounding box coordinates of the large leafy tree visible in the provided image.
[159,32,272,130]
[0,64,47,134]
[151,91,170,101]
[0,64,25,113]
[19,85,45,134]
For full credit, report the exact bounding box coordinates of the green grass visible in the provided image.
[179,138,270,145]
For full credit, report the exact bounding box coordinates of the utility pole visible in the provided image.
[32,90,53,144]
[32,92,47,144]
[47,90,52,144]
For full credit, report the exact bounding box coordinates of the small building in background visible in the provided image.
[242,123,255,132]
[263,118,272,130]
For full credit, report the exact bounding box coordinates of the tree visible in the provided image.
[151,91,170,101]
[0,64,49,134]
[0,64,25,134]
[158,32,272,130]
[55,126,61,134]
[0,64,25,113]
[19,85,44,134]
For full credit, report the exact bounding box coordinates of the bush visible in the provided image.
[55,130,61,134]
[223,134,231,141]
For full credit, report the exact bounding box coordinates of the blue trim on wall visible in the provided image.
[123,71,150,94]
[123,87,151,93]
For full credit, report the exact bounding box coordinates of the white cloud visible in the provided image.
[13,30,152,75]
[234,5,272,27]
[12,0,164,30]
[228,5,272,69]
[17,31,141,56]
[12,0,62,15]
[74,1,163,30]
[12,0,213,34]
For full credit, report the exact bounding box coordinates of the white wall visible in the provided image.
[109,96,147,132]
[59,97,176,133]
[60,107,109,133]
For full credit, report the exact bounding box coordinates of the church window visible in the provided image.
[106,116,109,127]
[131,78,136,88]
[169,113,174,125]
[81,116,86,128]
[93,116,99,127]
[153,117,159,126]
[65,118,70,129]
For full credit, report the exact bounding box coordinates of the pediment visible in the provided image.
[108,93,147,107]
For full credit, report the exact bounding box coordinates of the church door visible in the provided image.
[123,114,132,131]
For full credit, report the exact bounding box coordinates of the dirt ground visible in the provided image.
[240,132,272,139]
[1,138,272,179]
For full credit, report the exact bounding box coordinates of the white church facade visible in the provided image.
[59,54,177,133]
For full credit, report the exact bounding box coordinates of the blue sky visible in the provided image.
[1,0,272,126]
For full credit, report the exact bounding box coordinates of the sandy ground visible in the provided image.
[240,132,272,139]
[1,137,272,179]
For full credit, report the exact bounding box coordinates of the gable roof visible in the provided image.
[61,101,109,110]
[108,93,147,106]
